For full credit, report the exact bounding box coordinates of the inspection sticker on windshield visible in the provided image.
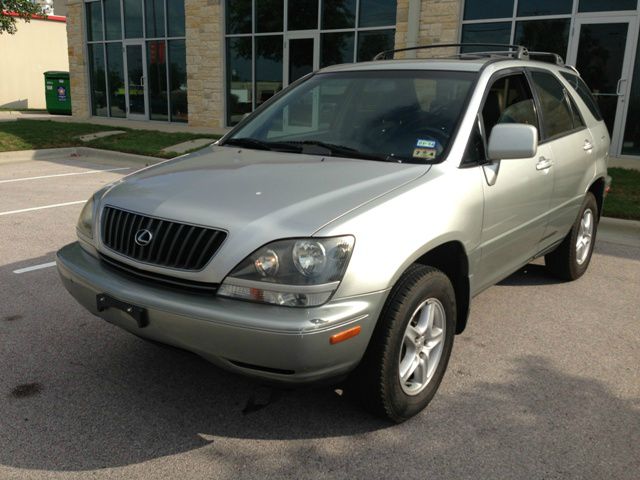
[416,139,436,148]
[413,148,436,160]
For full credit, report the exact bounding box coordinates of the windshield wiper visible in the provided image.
[283,140,416,163]
[223,137,301,153]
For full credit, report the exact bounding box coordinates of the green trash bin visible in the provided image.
[44,71,72,115]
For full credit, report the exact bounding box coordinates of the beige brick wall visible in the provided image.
[395,0,462,58]
[185,0,224,128]
[66,0,90,119]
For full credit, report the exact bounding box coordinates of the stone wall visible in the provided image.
[394,0,462,58]
[185,0,224,128]
[66,0,90,119]
[417,0,462,57]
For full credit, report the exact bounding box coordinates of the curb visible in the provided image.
[0,147,162,166]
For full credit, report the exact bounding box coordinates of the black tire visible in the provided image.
[350,264,456,423]
[545,192,598,281]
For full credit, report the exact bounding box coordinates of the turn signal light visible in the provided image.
[330,325,361,345]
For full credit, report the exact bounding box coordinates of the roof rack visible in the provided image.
[527,51,565,66]
[373,43,529,61]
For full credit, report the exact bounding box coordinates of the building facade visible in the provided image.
[67,0,640,159]
[0,14,69,109]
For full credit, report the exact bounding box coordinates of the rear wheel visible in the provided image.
[351,265,456,422]
[545,192,598,281]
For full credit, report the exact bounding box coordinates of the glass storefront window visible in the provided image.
[461,23,511,52]
[89,44,108,116]
[104,0,121,40]
[86,0,186,122]
[359,0,397,28]
[322,0,356,29]
[227,37,253,125]
[622,35,640,155]
[145,0,165,38]
[226,0,252,34]
[255,35,283,107]
[514,19,570,59]
[288,0,318,30]
[578,0,638,12]
[321,32,354,67]
[147,40,168,120]
[167,0,186,37]
[256,0,284,33]
[86,1,103,42]
[168,40,188,122]
[357,29,394,62]
[517,0,572,16]
[106,42,126,117]
[123,0,144,38]
[463,0,513,21]
[225,0,396,125]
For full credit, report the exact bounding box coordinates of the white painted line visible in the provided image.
[13,261,57,274]
[0,200,86,216]
[0,167,130,184]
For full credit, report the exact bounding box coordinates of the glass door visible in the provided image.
[284,33,319,86]
[567,17,638,155]
[124,41,148,120]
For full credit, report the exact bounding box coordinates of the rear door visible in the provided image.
[475,70,555,290]
[527,69,595,248]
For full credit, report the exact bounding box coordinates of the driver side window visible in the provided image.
[481,73,538,139]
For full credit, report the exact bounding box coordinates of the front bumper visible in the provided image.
[56,242,388,385]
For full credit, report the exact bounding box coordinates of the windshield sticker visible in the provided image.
[413,148,436,160]
[416,139,436,148]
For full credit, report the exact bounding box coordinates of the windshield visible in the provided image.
[224,70,477,163]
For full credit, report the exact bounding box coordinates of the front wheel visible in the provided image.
[545,192,598,281]
[351,265,456,422]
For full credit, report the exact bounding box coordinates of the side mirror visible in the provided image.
[487,123,538,160]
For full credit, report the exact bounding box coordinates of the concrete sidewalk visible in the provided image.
[598,217,640,248]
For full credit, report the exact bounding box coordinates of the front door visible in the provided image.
[285,33,319,86]
[567,17,638,155]
[124,42,148,120]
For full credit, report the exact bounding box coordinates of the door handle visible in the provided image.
[583,140,593,152]
[616,78,626,96]
[140,76,145,87]
[536,157,553,171]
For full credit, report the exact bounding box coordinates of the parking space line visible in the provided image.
[0,167,130,184]
[13,262,57,274]
[0,200,86,216]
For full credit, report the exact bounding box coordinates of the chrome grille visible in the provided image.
[101,206,226,270]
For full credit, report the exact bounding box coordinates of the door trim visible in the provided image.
[123,39,149,121]
[283,32,320,86]
[567,15,639,156]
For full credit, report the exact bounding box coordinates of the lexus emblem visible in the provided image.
[134,229,153,247]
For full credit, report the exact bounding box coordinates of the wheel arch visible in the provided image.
[588,176,606,220]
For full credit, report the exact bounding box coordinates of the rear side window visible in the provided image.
[530,71,584,140]
[560,71,603,121]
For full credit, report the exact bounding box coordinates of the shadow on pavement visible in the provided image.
[1,253,638,476]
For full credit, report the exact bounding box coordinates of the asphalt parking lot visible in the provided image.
[1,151,639,480]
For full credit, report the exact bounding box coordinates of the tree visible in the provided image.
[0,0,44,34]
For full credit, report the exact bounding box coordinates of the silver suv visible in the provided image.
[57,45,610,422]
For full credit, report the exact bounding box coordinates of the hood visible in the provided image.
[99,146,428,277]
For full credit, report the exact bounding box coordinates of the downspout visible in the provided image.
[405,0,422,58]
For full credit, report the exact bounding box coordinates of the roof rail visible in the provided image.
[372,43,529,61]
[527,51,565,66]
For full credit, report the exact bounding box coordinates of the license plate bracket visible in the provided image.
[96,293,148,328]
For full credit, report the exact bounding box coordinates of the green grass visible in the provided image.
[604,168,640,221]
[0,120,220,158]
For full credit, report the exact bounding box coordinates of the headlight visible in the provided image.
[76,196,95,239]
[218,236,354,307]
